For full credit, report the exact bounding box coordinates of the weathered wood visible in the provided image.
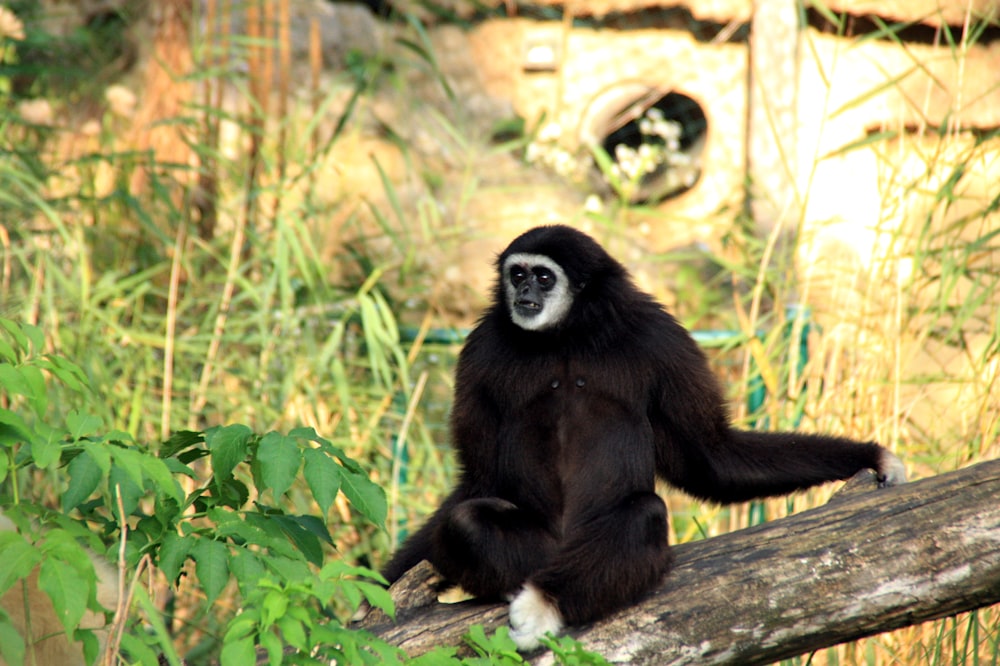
[365,459,1000,664]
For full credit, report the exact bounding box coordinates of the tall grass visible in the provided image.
[1,0,998,663]
[1,1,448,657]
[679,5,1000,665]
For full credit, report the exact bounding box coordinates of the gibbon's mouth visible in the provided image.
[515,299,542,312]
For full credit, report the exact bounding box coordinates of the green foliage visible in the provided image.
[0,317,394,663]
[219,565,399,666]
[0,0,130,100]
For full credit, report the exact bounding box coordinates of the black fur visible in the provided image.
[383,225,900,628]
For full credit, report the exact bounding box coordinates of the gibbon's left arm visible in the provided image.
[648,331,905,504]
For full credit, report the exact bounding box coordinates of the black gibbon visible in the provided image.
[0,512,119,666]
[383,225,905,650]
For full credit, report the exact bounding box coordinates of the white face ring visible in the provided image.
[502,252,573,331]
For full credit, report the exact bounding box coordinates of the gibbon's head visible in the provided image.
[496,225,621,332]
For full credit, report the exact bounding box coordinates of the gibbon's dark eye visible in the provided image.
[534,267,556,290]
[510,266,527,287]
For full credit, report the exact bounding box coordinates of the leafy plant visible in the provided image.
[0,317,393,664]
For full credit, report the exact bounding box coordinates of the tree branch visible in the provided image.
[364,459,1000,664]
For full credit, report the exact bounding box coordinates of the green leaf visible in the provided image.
[288,514,332,545]
[21,322,43,356]
[242,514,300,560]
[287,426,323,443]
[78,631,100,666]
[303,447,341,517]
[109,446,147,492]
[29,421,62,469]
[162,456,197,479]
[211,475,250,510]
[36,355,89,393]
[0,407,32,443]
[0,318,29,357]
[220,635,256,666]
[224,610,259,642]
[158,532,193,584]
[109,463,144,517]
[39,530,95,577]
[209,508,266,544]
[67,409,103,440]
[137,453,184,503]
[63,450,104,512]
[328,444,366,475]
[19,364,47,417]
[207,424,252,480]
[338,575,362,611]
[80,441,112,476]
[340,469,387,528]
[277,614,308,651]
[0,337,16,364]
[259,628,284,666]
[0,616,26,666]
[228,549,266,597]
[0,363,30,399]
[271,514,324,567]
[356,581,395,619]
[38,557,88,635]
[0,532,41,596]
[191,538,230,604]
[256,432,301,500]
[260,588,289,628]
[118,633,163,666]
[160,430,205,459]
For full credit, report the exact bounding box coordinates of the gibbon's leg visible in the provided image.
[432,497,557,601]
[381,514,438,584]
[509,492,672,651]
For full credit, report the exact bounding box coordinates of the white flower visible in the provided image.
[105,84,137,118]
[0,6,25,41]
[80,119,101,136]
[18,98,53,126]
[537,122,562,142]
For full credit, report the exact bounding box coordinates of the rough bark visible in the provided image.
[364,459,1000,664]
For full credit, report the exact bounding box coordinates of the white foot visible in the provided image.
[508,584,563,651]
[878,450,907,487]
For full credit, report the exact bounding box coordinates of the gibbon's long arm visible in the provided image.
[646,322,905,503]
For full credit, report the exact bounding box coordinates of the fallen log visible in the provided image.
[364,459,1000,664]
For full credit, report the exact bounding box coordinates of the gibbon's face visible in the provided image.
[502,252,573,331]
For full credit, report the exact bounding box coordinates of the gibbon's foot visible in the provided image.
[509,584,563,651]
[878,451,907,488]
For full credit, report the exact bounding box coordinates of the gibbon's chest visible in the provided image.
[493,353,655,512]
[500,353,648,450]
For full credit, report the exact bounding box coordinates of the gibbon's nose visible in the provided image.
[516,281,542,309]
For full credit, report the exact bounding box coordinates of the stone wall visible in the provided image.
[448,6,1000,259]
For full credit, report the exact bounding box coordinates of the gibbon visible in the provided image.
[382,225,905,650]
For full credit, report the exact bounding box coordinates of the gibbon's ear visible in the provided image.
[0,511,120,666]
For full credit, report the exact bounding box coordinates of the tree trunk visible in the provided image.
[364,459,1000,664]
[746,0,801,238]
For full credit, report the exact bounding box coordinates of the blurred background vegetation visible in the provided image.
[0,0,997,663]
